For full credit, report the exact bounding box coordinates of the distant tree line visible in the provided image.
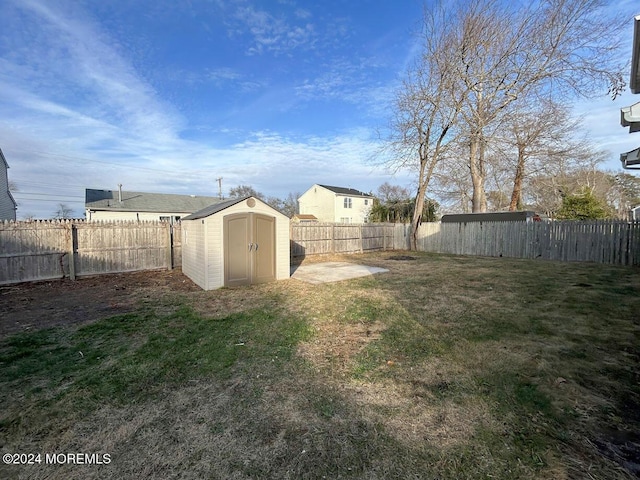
[228,185,300,218]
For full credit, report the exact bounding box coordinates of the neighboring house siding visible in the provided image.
[87,210,188,222]
[299,184,372,223]
[334,195,371,224]
[299,185,336,222]
[0,156,17,221]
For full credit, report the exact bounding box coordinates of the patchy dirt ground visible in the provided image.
[0,252,398,338]
[0,269,201,338]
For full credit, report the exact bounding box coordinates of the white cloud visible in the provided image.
[230,4,316,55]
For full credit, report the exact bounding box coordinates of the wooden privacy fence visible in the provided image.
[0,220,182,285]
[406,220,640,266]
[2,218,637,286]
[290,223,395,257]
[292,220,640,266]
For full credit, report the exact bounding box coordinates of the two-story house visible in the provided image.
[621,14,640,169]
[298,184,374,223]
[85,187,221,222]
[0,149,17,221]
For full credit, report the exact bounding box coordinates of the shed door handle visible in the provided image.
[248,243,253,251]
[255,243,259,251]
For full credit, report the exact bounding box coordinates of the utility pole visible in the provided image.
[216,177,223,199]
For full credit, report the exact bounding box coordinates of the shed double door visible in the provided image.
[224,213,276,287]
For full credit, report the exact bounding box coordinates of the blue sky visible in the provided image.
[1,0,639,219]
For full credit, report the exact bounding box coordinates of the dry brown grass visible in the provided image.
[1,251,639,479]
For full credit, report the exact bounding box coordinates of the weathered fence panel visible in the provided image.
[291,223,395,257]
[0,221,70,284]
[74,221,170,276]
[0,220,182,285]
[412,220,640,266]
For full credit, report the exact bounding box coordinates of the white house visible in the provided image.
[85,187,221,222]
[0,149,17,221]
[298,184,374,223]
[621,14,640,169]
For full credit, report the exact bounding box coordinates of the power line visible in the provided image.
[14,192,85,198]
[15,198,84,204]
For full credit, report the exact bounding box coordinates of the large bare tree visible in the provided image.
[378,4,469,248]
[385,0,626,227]
[456,0,624,212]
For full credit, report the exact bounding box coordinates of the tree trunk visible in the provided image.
[509,145,526,211]
[469,134,487,212]
[411,175,428,251]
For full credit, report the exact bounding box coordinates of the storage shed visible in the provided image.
[181,196,290,290]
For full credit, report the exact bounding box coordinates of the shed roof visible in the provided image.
[85,188,221,213]
[182,197,250,220]
[183,196,288,220]
[317,184,373,197]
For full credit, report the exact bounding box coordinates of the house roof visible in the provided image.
[621,101,640,132]
[85,188,222,213]
[0,148,8,170]
[621,146,640,169]
[632,14,640,94]
[317,184,373,197]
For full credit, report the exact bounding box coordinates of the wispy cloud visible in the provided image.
[231,5,316,55]
[6,0,184,143]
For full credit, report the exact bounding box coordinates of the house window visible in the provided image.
[364,199,369,206]
[340,217,351,224]
[160,216,170,222]
[344,198,352,208]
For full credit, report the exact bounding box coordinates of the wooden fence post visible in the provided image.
[166,223,173,270]
[332,224,336,254]
[67,222,76,280]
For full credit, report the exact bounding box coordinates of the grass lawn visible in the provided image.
[1,251,639,479]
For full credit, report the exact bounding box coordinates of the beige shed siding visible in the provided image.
[181,219,207,289]
[205,212,224,290]
[205,198,290,288]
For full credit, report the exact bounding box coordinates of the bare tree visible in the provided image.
[376,182,410,204]
[229,185,262,199]
[411,0,625,213]
[378,4,469,248]
[496,99,590,211]
[53,203,74,219]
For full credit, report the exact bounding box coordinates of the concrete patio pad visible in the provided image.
[290,261,389,284]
